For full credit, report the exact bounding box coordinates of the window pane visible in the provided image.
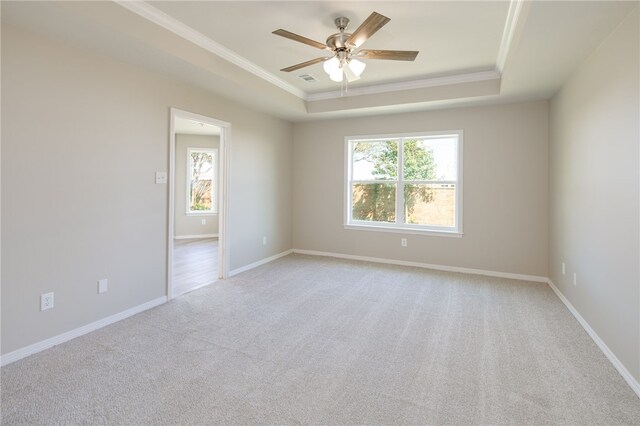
[191,151,214,179]
[190,151,214,211]
[404,184,455,227]
[190,180,212,211]
[352,183,396,223]
[404,137,457,181]
[352,141,398,180]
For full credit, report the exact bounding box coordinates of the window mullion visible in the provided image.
[405,180,457,185]
[347,141,354,223]
[397,138,404,225]
[351,180,396,184]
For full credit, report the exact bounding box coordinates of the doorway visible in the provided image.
[168,108,230,299]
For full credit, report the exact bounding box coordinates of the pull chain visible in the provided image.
[340,68,349,97]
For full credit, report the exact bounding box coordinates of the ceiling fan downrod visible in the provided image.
[326,17,353,52]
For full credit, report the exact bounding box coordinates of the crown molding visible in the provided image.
[115,1,307,100]
[496,0,525,74]
[306,70,501,102]
[115,1,522,106]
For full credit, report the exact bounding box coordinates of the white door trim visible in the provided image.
[168,108,231,299]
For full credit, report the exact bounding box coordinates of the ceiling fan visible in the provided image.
[273,12,419,83]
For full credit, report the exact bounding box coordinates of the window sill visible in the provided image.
[186,212,218,217]
[344,224,463,238]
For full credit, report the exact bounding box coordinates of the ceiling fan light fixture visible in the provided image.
[323,56,340,74]
[348,59,366,77]
[329,68,344,82]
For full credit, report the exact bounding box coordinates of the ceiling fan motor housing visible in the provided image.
[327,17,353,51]
[326,32,353,51]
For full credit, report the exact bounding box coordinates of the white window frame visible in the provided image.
[344,130,463,237]
[186,147,218,216]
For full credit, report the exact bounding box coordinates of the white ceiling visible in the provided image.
[174,117,220,136]
[2,1,637,121]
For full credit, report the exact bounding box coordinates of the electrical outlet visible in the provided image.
[562,262,565,276]
[573,272,577,286]
[262,236,267,245]
[201,219,206,225]
[98,279,108,294]
[401,238,407,247]
[41,292,54,311]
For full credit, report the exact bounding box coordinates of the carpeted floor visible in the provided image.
[2,254,640,424]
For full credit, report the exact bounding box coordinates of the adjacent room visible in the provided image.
[1,1,639,424]
[171,116,222,298]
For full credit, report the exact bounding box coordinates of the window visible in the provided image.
[187,148,217,214]
[345,131,462,235]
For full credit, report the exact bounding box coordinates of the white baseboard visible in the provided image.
[3,250,638,402]
[0,296,167,367]
[547,279,640,399]
[229,249,293,277]
[174,234,218,240]
[292,249,548,283]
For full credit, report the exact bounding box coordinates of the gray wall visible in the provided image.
[1,25,293,355]
[549,7,639,383]
[174,134,220,238]
[293,101,549,277]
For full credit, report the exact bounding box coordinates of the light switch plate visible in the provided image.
[155,172,167,184]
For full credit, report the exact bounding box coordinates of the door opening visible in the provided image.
[168,108,230,299]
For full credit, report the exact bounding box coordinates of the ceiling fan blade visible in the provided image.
[280,57,328,72]
[273,29,328,50]
[357,49,419,61]
[346,12,390,48]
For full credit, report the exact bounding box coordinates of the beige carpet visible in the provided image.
[2,254,639,424]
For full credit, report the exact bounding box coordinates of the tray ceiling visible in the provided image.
[147,1,510,94]
[2,1,636,121]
